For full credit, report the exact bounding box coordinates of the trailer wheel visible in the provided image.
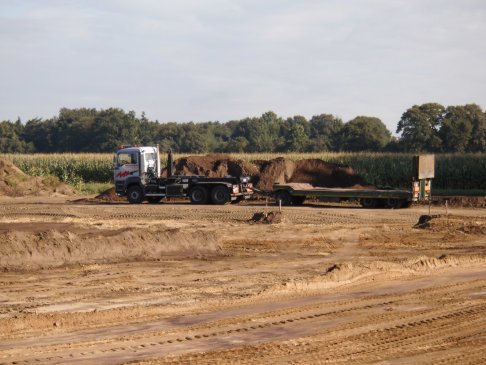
[385,198,401,209]
[189,186,208,204]
[127,185,144,204]
[275,191,292,206]
[360,198,377,209]
[211,185,231,205]
[292,196,306,205]
[401,200,413,208]
[147,197,162,204]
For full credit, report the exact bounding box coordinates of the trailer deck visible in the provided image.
[273,183,413,208]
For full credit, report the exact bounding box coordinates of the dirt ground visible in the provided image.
[0,196,485,365]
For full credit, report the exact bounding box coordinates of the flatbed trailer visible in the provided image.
[272,183,413,208]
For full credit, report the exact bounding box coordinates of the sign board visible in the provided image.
[414,155,435,180]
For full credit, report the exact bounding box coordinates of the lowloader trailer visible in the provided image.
[257,155,435,209]
[270,183,414,208]
[114,146,254,204]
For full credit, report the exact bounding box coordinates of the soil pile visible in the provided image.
[250,211,283,224]
[0,222,222,270]
[415,214,486,234]
[167,154,260,179]
[0,158,75,197]
[95,187,127,202]
[431,196,486,208]
[252,158,296,190]
[168,154,371,191]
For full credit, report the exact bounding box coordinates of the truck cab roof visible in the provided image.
[117,146,157,154]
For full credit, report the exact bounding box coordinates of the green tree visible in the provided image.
[308,114,343,151]
[439,105,473,152]
[280,116,309,152]
[285,123,309,152]
[465,104,486,152]
[225,136,249,152]
[22,118,56,152]
[339,116,391,151]
[91,109,141,152]
[179,123,210,153]
[0,120,34,152]
[56,108,98,152]
[396,103,444,152]
[233,112,284,152]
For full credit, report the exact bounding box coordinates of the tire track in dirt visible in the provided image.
[1,199,485,364]
[1,276,484,364]
[0,203,421,226]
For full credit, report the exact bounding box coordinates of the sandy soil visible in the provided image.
[0,197,485,364]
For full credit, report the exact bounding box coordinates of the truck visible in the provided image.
[114,145,254,204]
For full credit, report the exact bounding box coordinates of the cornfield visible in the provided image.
[2,153,486,192]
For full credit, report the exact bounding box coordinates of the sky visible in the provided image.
[1,0,485,133]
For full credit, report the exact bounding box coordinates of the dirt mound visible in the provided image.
[95,187,127,202]
[415,214,486,234]
[250,211,283,224]
[252,158,296,190]
[0,158,76,197]
[168,154,372,191]
[290,159,371,189]
[431,196,486,208]
[168,154,260,178]
[0,223,222,271]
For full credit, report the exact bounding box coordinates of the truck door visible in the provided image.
[114,151,140,186]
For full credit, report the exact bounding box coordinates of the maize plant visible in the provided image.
[2,152,486,191]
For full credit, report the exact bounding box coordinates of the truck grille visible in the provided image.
[115,182,125,194]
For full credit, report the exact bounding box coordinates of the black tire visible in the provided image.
[292,196,306,205]
[211,185,231,205]
[147,196,162,204]
[127,185,144,204]
[275,190,292,206]
[189,186,208,204]
[385,198,401,209]
[360,197,377,209]
[401,199,413,208]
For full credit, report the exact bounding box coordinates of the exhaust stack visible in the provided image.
[167,149,173,177]
[156,144,161,178]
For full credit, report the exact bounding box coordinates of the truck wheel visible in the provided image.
[211,185,231,205]
[360,198,377,208]
[127,185,144,204]
[147,197,162,204]
[275,191,292,206]
[189,186,208,204]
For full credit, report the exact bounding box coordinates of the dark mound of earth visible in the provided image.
[165,154,372,191]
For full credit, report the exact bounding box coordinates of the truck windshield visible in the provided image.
[117,153,138,166]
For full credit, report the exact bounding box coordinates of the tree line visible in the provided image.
[1,102,485,153]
